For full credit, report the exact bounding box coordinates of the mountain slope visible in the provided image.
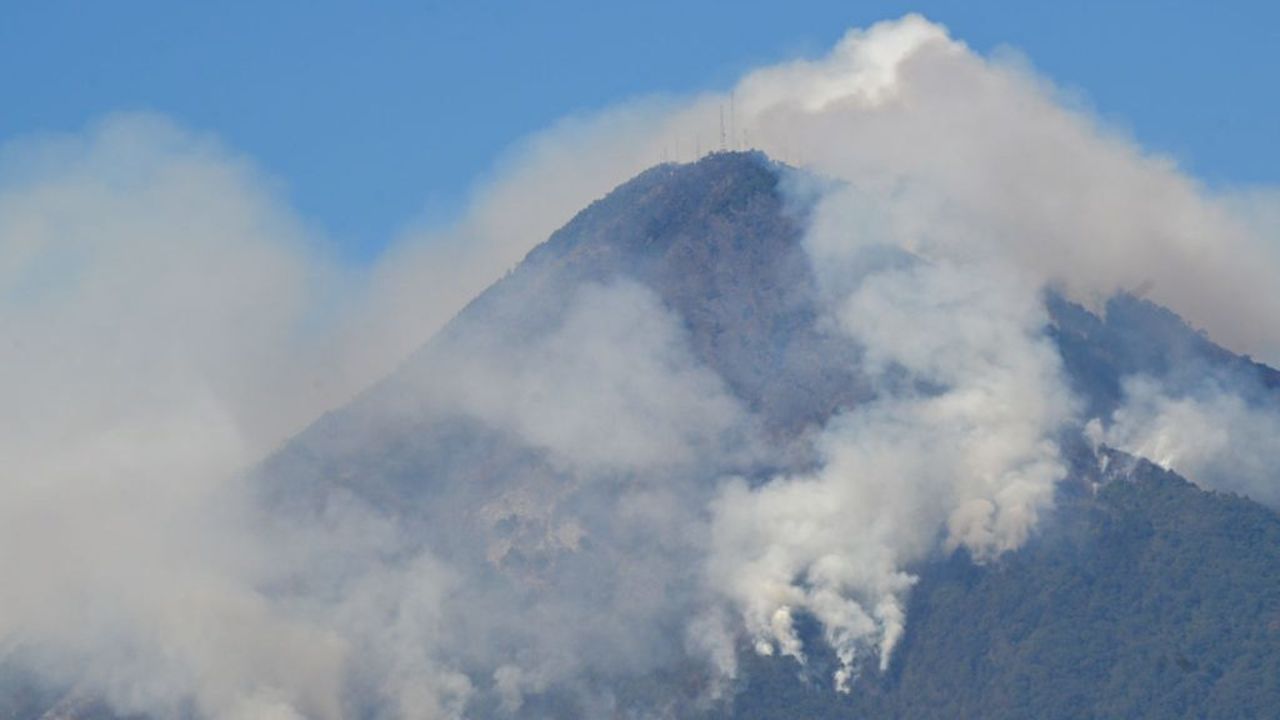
[722,452,1280,719]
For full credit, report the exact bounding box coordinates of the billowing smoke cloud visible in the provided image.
[348,101,684,386]
[0,115,353,718]
[425,280,750,475]
[703,254,1076,689]
[3,12,1280,720]
[685,15,1280,689]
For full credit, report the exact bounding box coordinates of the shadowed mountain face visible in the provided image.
[1049,291,1280,420]
[11,153,1279,719]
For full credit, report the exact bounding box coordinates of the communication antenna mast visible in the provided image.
[730,91,736,150]
[719,105,726,151]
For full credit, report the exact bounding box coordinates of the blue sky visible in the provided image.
[4,1,1277,261]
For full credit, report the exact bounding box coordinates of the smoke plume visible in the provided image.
[2,13,1279,719]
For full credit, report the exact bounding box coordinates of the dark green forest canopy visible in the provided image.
[717,454,1280,720]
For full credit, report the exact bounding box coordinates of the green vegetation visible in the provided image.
[717,458,1280,719]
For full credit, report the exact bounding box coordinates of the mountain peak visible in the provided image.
[524,150,787,267]
[256,146,1280,720]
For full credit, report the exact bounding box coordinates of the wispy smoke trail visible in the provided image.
[1092,376,1280,508]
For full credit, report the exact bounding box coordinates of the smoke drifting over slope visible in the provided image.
[2,13,1279,719]
[705,258,1077,689]
[1094,377,1280,508]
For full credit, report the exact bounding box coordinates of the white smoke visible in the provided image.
[425,280,749,475]
[3,11,1280,719]
[384,279,757,713]
[689,13,1280,690]
[1091,377,1280,508]
[0,115,477,719]
[0,115,351,719]
[347,100,685,386]
[705,257,1076,689]
[728,15,1280,364]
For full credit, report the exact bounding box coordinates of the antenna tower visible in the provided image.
[719,105,726,151]
[730,91,736,150]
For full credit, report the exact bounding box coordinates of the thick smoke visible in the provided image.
[729,15,1280,365]
[686,15,1280,688]
[387,278,759,715]
[704,255,1076,689]
[425,280,750,475]
[3,12,1280,719]
[0,116,351,718]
